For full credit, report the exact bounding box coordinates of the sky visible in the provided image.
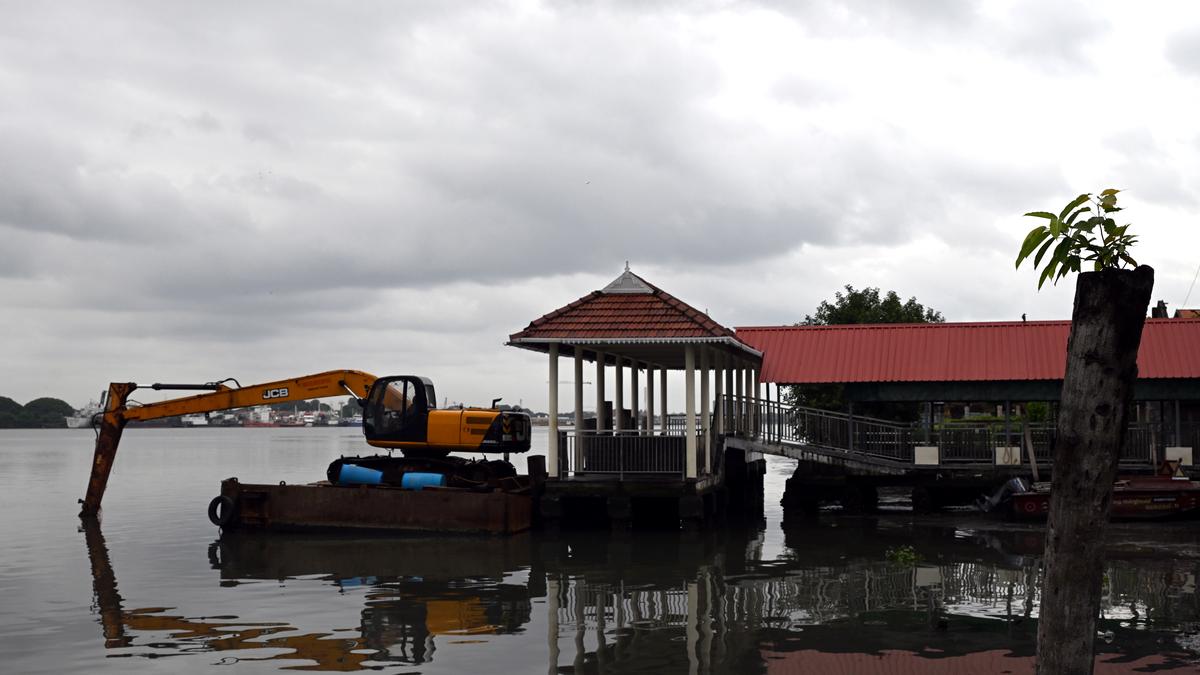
[2,0,1200,412]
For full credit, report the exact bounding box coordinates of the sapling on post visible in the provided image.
[1016,189,1153,675]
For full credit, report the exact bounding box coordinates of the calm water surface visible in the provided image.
[2,427,1199,673]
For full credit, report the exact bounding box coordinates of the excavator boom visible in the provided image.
[80,370,378,517]
[78,369,531,519]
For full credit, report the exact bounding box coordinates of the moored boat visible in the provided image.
[1010,461,1200,520]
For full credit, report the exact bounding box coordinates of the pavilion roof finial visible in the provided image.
[602,264,653,295]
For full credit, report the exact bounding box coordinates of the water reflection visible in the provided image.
[82,518,1200,673]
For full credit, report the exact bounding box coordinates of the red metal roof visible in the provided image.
[510,272,740,341]
[735,319,1200,384]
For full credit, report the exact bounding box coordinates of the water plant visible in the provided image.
[884,545,922,565]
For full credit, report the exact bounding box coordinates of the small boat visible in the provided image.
[1009,461,1200,520]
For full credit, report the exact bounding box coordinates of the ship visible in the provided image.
[65,392,106,428]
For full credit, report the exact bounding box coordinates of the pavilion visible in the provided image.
[507,266,763,486]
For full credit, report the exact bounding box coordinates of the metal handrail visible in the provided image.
[716,394,1169,468]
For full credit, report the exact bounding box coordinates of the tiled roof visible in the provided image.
[736,319,1200,384]
[509,271,740,342]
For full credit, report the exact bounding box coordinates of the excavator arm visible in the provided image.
[79,370,378,517]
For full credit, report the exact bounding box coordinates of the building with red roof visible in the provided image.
[734,319,1200,403]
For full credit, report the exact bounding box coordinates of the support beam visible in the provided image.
[729,362,739,429]
[685,345,697,479]
[700,348,710,474]
[724,355,734,432]
[752,367,760,438]
[660,367,668,433]
[573,350,584,475]
[595,351,606,433]
[631,363,640,431]
[614,356,624,432]
[548,343,559,478]
[646,364,655,435]
[714,353,724,436]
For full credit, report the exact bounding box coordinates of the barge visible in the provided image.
[210,454,537,534]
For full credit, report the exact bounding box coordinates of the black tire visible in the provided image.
[207,495,235,527]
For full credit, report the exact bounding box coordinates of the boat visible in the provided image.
[1008,461,1200,520]
[65,392,106,428]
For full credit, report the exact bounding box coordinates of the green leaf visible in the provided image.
[1059,193,1091,222]
[1033,236,1056,268]
[1051,236,1072,262]
[1100,188,1121,197]
[1016,226,1051,268]
[1024,211,1057,220]
[1065,205,1091,226]
[1038,263,1055,289]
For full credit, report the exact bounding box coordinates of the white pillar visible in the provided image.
[595,351,606,432]
[573,350,583,475]
[714,353,724,436]
[614,356,624,432]
[548,343,559,477]
[734,362,744,434]
[724,357,733,435]
[646,364,655,435]
[659,367,668,433]
[631,362,640,431]
[700,347,710,475]
[743,364,752,435]
[685,344,697,479]
[752,367,761,438]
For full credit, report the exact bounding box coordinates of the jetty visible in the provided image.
[510,268,1200,525]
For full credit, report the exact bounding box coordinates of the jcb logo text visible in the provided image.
[262,387,289,400]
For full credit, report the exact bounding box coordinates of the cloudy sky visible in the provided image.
[3,0,1200,412]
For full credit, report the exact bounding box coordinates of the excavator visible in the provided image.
[78,370,532,520]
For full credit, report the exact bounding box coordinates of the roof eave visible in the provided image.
[507,335,763,359]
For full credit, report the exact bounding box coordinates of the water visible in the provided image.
[2,427,1199,673]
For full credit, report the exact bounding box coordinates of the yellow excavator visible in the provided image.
[79,370,532,518]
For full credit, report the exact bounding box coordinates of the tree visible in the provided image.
[802,285,944,325]
[1017,189,1153,675]
[786,285,944,420]
[20,397,74,428]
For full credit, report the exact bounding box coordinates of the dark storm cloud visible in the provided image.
[0,0,1021,307]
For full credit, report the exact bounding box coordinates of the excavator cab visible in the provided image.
[363,376,436,444]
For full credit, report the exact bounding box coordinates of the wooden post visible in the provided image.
[1036,266,1153,675]
[1023,421,1041,483]
[631,363,639,431]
